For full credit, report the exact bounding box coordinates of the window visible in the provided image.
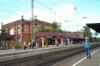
[10,28,14,35]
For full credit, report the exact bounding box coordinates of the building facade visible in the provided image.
[3,18,53,48]
[2,18,85,49]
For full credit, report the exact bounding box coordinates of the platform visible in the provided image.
[52,48,100,66]
[72,49,100,66]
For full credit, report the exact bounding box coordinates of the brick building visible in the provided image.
[3,17,53,48]
[2,17,85,49]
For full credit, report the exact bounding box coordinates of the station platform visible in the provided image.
[72,49,100,66]
[0,44,81,56]
[0,44,99,66]
[52,48,100,66]
[0,43,98,57]
[0,44,82,63]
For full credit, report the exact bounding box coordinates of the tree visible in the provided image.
[0,23,7,39]
[92,31,99,42]
[0,23,7,49]
[39,22,62,32]
[39,25,52,32]
[81,25,92,38]
[52,22,61,32]
[94,31,98,37]
[0,29,7,39]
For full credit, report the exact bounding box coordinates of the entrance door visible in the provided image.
[47,36,55,45]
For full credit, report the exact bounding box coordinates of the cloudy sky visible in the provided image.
[0,0,100,33]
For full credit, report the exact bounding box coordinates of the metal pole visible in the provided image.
[0,23,3,48]
[31,0,35,41]
[21,15,24,43]
[16,21,18,47]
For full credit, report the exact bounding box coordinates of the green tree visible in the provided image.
[0,23,8,49]
[81,25,92,37]
[92,37,100,42]
[39,26,52,32]
[94,31,98,37]
[52,22,61,32]
[0,29,6,39]
[0,23,7,39]
[39,22,62,32]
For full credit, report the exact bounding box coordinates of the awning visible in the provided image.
[87,23,100,33]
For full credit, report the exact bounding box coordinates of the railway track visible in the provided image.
[0,43,99,66]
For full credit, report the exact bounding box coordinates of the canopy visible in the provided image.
[87,23,100,33]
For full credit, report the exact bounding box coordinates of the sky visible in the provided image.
[0,0,100,35]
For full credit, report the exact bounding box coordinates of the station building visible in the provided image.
[2,17,84,49]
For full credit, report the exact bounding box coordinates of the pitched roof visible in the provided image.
[3,19,53,27]
[35,19,52,27]
[3,19,30,27]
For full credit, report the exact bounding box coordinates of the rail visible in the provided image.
[0,43,99,66]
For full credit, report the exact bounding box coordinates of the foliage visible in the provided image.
[0,30,7,38]
[94,32,98,37]
[0,25,7,39]
[52,22,61,32]
[15,44,21,49]
[92,37,100,42]
[39,22,62,32]
[81,26,92,37]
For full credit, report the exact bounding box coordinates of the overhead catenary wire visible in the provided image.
[0,9,18,15]
[0,9,19,23]
[35,0,58,22]
[35,0,54,10]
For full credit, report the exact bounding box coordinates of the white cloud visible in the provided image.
[54,4,76,22]
[0,3,85,31]
[34,9,54,23]
[2,3,100,32]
